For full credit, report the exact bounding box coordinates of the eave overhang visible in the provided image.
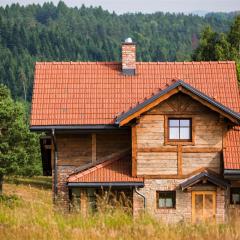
[115,80,240,126]
[68,182,144,187]
[30,124,121,131]
[180,171,230,190]
[224,169,240,179]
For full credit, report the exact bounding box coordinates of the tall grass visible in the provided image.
[0,179,240,240]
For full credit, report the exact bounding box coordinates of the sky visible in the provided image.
[0,0,240,14]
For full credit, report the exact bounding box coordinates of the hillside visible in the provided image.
[0,2,238,101]
[0,177,240,240]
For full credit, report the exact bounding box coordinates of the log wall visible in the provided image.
[136,93,225,177]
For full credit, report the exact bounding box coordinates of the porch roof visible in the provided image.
[180,170,230,190]
[67,154,144,186]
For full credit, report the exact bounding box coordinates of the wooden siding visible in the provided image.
[137,152,177,175]
[96,133,131,160]
[182,152,221,175]
[57,132,131,167]
[136,93,224,177]
[57,134,92,166]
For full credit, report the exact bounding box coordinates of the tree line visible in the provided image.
[0,2,238,101]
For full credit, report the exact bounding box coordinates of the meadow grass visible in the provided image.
[0,177,240,240]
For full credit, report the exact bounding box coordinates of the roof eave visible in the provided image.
[180,171,230,190]
[67,182,144,187]
[224,169,240,179]
[30,124,122,131]
[115,80,240,126]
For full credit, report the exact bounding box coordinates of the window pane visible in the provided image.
[159,198,165,208]
[232,194,240,204]
[180,119,190,127]
[180,127,190,139]
[165,198,173,207]
[72,188,81,197]
[169,127,179,139]
[169,120,179,127]
[157,191,176,208]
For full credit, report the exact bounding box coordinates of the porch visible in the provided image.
[67,154,144,213]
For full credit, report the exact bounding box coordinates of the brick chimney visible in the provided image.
[122,38,136,75]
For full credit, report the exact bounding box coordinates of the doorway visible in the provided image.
[192,191,216,223]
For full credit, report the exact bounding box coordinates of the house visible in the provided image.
[30,38,240,223]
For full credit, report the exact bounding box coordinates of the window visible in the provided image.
[230,188,240,205]
[168,118,191,141]
[157,191,176,209]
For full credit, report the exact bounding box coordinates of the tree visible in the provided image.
[192,16,240,81]
[0,84,41,194]
[228,15,240,62]
[192,26,231,61]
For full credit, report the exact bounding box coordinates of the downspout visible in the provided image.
[51,129,58,202]
[134,187,146,209]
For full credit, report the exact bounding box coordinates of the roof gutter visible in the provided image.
[224,169,240,179]
[67,182,144,187]
[30,125,123,131]
[134,187,146,209]
[51,129,58,201]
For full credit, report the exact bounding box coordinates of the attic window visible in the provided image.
[168,118,192,141]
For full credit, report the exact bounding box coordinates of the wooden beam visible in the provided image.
[178,144,182,176]
[132,125,137,177]
[139,167,215,179]
[92,133,96,164]
[119,88,179,126]
[182,147,222,153]
[138,174,180,179]
[138,146,177,152]
[137,147,222,153]
[222,125,227,150]
[51,141,54,170]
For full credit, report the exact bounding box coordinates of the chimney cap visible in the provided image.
[124,37,133,43]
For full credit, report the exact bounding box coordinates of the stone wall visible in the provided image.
[54,166,75,211]
[133,179,226,223]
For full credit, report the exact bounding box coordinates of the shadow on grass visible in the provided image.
[5,176,52,190]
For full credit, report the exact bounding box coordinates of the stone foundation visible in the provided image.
[53,166,75,211]
[53,169,227,223]
[133,179,226,223]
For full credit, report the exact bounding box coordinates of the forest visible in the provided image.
[0,1,239,101]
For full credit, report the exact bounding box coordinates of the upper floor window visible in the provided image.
[168,118,192,141]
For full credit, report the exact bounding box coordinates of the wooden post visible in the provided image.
[177,144,182,176]
[132,126,137,177]
[92,133,97,164]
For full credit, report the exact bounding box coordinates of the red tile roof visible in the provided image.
[31,61,240,170]
[31,61,240,126]
[67,154,143,183]
[224,126,240,170]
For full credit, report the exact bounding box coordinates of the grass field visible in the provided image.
[0,177,240,240]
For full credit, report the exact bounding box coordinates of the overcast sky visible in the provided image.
[1,0,240,14]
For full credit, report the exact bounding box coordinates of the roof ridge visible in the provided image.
[35,61,236,65]
[35,61,121,65]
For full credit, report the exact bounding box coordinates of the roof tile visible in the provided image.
[68,154,143,183]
